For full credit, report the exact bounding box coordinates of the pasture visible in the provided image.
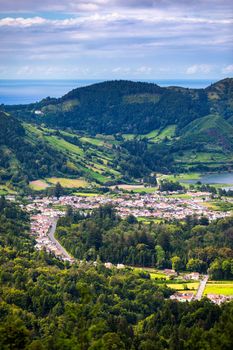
[29,180,50,191]
[47,178,89,188]
[204,281,233,296]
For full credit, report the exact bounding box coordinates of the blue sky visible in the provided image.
[0,0,232,79]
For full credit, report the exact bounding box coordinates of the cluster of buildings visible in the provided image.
[113,191,231,221]
[170,292,195,302]
[26,201,74,263]
[170,292,233,304]
[23,192,232,304]
[207,294,233,305]
[27,190,231,222]
[104,262,125,269]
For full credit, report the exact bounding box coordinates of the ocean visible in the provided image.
[0,79,214,105]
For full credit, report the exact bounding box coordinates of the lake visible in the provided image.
[185,173,233,187]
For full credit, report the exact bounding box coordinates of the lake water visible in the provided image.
[0,79,213,105]
[185,173,233,187]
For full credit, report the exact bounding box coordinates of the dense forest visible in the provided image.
[0,198,233,349]
[56,205,233,279]
[6,79,233,135]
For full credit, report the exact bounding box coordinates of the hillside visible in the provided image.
[1,199,233,349]
[207,78,233,120]
[1,78,233,191]
[180,114,233,150]
[5,78,233,136]
[0,111,176,192]
[5,80,209,134]
[0,112,83,189]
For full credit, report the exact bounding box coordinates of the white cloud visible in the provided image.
[186,64,213,75]
[0,12,232,28]
[222,64,233,74]
[135,66,152,74]
[0,1,232,79]
[112,67,131,74]
[0,16,47,27]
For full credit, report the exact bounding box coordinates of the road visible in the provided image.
[48,219,74,262]
[195,275,209,300]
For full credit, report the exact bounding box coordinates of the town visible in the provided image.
[26,189,232,261]
[23,189,233,304]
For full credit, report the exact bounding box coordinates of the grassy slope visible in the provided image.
[172,115,233,168]
[24,124,122,187]
[181,114,233,146]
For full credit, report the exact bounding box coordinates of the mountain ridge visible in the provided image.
[6,78,232,135]
[1,78,233,191]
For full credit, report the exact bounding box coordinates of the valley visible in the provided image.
[22,188,233,306]
[0,78,233,196]
[1,78,233,349]
[1,0,233,347]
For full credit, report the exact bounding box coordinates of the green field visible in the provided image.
[137,217,164,224]
[23,124,123,186]
[45,135,84,156]
[159,172,201,183]
[132,187,158,193]
[204,281,233,296]
[122,125,176,143]
[202,201,233,212]
[133,267,169,280]
[29,180,50,191]
[122,133,135,140]
[111,184,158,193]
[80,136,106,147]
[47,178,89,188]
[144,129,160,139]
[167,282,199,291]
[0,185,16,195]
[149,125,176,142]
[74,192,98,197]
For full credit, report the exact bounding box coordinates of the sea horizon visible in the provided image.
[0,78,219,105]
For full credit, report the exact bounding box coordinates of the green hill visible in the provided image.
[0,112,82,189]
[206,78,233,120]
[1,78,233,191]
[6,78,233,136]
[180,114,233,150]
[6,79,209,134]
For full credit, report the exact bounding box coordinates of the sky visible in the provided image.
[0,0,232,80]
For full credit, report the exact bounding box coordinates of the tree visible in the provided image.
[54,182,63,199]
[171,256,183,272]
[155,245,165,269]
[186,258,207,273]
[126,214,137,224]
[208,260,222,280]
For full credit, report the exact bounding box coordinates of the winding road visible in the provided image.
[195,275,209,300]
[48,219,74,262]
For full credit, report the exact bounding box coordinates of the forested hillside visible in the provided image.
[1,78,233,191]
[5,78,233,134]
[56,205,233,279]
[0,199,233,349]
[0,112,74,188]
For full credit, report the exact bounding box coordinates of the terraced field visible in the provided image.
[24,124,122,187]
